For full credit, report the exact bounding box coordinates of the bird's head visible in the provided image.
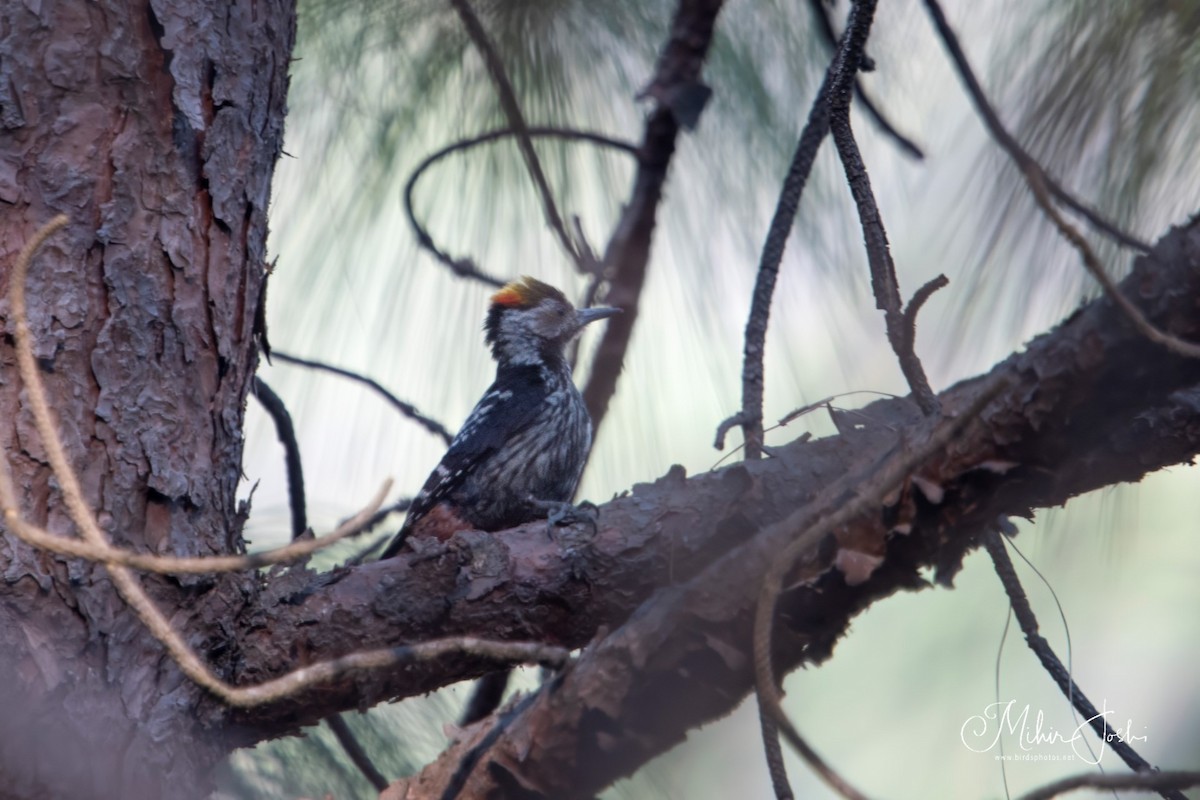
[484,276,620,366]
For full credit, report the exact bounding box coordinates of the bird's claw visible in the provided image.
[531,498,600,539]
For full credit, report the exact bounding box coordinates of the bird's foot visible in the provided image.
[530,498,600,539]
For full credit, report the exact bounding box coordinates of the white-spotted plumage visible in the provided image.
[380,278,617,557]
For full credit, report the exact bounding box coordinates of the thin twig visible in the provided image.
[404,127,638,289]
[4,216,569,708]
[925,0,1199,358]
[758,704,795,800]
[254,378,388,789]
[252,377,308,539]
[1015,771,1200,800]
[441,688,544,800]
[272,350,455,445]
[459,670,511,727]
[448,0,582,269]
[900,274,950,371]
[983,531,1186,800]
[920,0,1150,253]
[735,41,837,459]
[804,0,923,160]
[327,714,389,792]
[753,374,1008,797]
[826,0,940,416]
[1,476,392,574]
[1024,174,1200,359]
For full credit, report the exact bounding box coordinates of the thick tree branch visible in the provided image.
[219,218,1200,750]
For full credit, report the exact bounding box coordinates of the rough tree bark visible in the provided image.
[0,1,292,797]
[3,1,1199,799]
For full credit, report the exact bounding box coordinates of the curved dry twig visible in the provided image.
[921,0,1149,254]
[403,127,639,288]
[1,475,391,574]
[2,216,567,708]
[448,0,582,270]
[734,41,837,459]
[253,377,308,539]
[1024,174,1200,360]
[272,350,455,445]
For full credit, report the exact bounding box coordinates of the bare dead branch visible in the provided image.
[272,350,455,445]
[735,37,837,459]
[447,0,583,270]
[1015,770,1200,800]
[403,127,639,289]
[920,0,1150,253]
[983,530,1184,799]
[900,274,950,368]
[804,0,923,160]
[252,377,308,539]
[826,0,940,416]
[581,0,727,432]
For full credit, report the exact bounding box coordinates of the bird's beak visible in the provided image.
[576,306,621,326]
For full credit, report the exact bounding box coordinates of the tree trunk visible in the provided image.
[0,1,292,796]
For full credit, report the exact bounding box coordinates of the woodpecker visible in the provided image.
[380,277,619,558]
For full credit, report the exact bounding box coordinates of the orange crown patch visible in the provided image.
[491,276,566,308]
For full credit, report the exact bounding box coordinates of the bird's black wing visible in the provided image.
[380,366,548,558]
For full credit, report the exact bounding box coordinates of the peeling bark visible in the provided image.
[0,0,292,796]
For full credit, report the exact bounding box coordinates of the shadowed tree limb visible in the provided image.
[581,0,728,432]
